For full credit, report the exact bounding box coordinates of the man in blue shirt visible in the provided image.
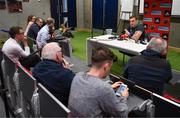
[36,17,55,49]
[32,42,75,106]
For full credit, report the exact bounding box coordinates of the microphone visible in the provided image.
[121,30,126,34]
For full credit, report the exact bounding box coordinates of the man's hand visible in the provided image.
[62,58,74,69]
[121,87,129,97]
[23,36,28,47]
[62,58,70,69]
[51,32,56,40]
[131,31,142,41]
[111,81,122,89]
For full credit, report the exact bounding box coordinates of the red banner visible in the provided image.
[143,0,172,42]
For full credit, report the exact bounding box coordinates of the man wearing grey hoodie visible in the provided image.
[68,47,129,117]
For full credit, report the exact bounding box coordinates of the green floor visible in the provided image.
[71,31,180,76]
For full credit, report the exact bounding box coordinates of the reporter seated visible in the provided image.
[32,42,75,106]
[123,16,145,42]
[2,26,40,69]
[124,37,172,95]
[68,47,129,117]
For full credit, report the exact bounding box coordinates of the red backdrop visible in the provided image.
[143,0,172,42]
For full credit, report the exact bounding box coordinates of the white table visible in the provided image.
[86,35,147,65]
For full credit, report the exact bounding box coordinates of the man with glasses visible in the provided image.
[125,16,145,42]
[2,26,40,69]
[32,42,75,106]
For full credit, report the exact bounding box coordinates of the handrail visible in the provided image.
[38,83,71,113]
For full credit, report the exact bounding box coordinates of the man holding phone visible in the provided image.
[2,26,40,69]
[116,83,128,97]
[68,47,129,117]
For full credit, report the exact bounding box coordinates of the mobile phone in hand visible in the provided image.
[116,83,127,96]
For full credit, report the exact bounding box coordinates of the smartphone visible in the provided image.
[116,83,127,96]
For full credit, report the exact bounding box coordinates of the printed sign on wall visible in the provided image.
[7,0,23,13]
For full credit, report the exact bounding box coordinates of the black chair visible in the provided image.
[117,75,153,100]
[0,51,11,117]
[110,74,180,117]
[1,54,18,116]
[110,74,151,99]
[153,93,180,117]
[18,64,37,116]
[38,83,71,117]
[109,74,155,117]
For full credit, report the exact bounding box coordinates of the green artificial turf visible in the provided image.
[167,48,180,71]
[1,31,179,76]
[71,31,180,76]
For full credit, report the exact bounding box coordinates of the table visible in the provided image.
[86,35,147,65]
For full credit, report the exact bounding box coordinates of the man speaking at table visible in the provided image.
[124,16,146,43]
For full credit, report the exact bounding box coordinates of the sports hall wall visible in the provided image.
[0,0,51,30]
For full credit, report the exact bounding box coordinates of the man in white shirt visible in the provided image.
[36,17,55,49]
[2,26,40,69]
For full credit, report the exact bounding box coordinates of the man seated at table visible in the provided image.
[32,42,75,106]
[123,37,172,95]
[68,47,129,117]
[124,16,145,43]
[2,26,40,69]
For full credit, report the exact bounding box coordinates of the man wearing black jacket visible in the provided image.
[32,42,75,106]
[27,17,43,41]
[124,37,172,95]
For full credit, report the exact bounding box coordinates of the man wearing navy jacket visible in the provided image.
[33,42,75,106]
[124,37,172,95]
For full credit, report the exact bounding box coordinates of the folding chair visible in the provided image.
[38,83,71,117]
